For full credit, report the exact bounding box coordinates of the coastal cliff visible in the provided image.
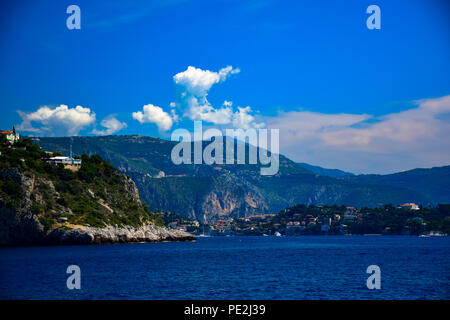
[129,172,269,223]
[0,209,194,245]
[0,137,194,246]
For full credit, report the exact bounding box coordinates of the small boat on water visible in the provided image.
[274,231,282,237]
[197,225,211,237]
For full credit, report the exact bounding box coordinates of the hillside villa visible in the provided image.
[0,126,20,144]
[47,156,82,171]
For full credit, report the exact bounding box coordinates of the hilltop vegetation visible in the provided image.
[0,137,163,233]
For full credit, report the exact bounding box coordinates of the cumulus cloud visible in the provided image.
[266,95,450,174]
[232,106,264,129]
[184,95,233,124]
[92,116,127,136]
[132,103,174,131]
[172,65,261,129]
[174,65,240,97]
[17,104,96,136]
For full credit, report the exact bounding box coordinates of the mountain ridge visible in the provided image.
[297,162,354,178]
[31,135,448,223]
[339,166,450,205]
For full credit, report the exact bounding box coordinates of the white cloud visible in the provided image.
[320,95,450,151]
[173,66,238,125]
[172,65,261,129]
[232,106,265,129]
[268,111,370,144]
[173,65,240,97]
[17,104,96,136]
[132,103,174,131]
[266,95,450,174]
[133,66,258,131]
[92,116,127,136]
[170,109,179,123]
[184,95,233,124]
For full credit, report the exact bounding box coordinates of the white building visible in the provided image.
[399,203,420,210]
[47,156,81,166]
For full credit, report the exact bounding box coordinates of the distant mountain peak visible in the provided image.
[296,162,354,178]
[31,135,447,223]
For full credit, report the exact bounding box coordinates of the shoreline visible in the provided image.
[3,232,447,248]
[0,222,196,247]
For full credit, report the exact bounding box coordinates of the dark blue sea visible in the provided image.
[0,236,449,300]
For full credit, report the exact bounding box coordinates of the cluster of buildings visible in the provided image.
[0,126,20,144]
[173,202,426,236]
[231,214,276,235]
[0,126,82,170]
[166,218,200,232]
[282,211,348,235]
[166,214,278,236]
[1,127,81,171]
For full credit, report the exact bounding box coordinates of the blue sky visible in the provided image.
[0,0,449,173]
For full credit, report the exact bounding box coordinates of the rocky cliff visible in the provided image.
[0,206,194,245]
[128,172,269,222]
[0,138,194,246]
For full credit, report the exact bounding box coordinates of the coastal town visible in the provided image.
[164,203,449,237]
[1,127,448,238]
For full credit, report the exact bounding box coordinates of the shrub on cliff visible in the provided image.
[0,137,162,230]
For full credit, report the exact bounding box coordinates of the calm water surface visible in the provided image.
[0,236,449,299]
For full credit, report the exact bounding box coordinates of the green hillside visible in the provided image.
[32,135,437,223]
[0,137,163,233]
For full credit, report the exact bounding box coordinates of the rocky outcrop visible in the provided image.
[130,172,269,223]
[0,207,194,246]
[0,146,195,246]
[46,224,195,245]
[199,187,268,222]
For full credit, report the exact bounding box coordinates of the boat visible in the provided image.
[197,234,211,237]
[197,224,211,237]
